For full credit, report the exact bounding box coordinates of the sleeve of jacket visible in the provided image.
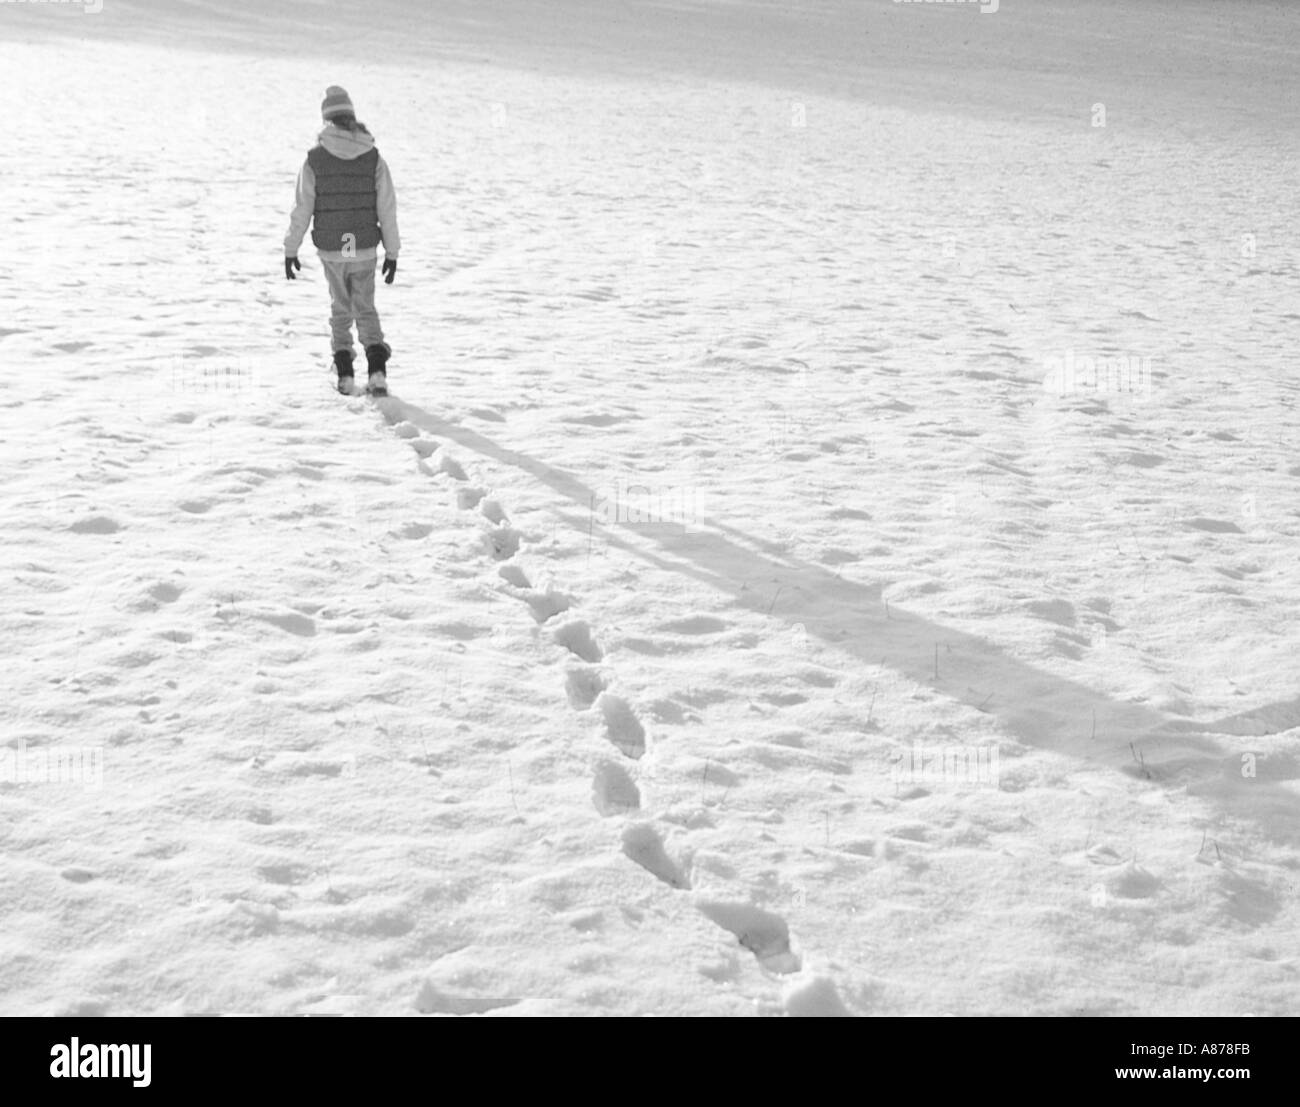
[284,160,315,257]
[375,154,400,258]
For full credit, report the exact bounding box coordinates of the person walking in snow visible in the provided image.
[284,86,400,397]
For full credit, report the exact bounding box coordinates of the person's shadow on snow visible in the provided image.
[387,394,1300,851]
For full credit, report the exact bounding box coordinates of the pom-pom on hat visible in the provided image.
[321,86,355,121]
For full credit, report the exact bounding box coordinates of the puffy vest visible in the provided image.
[308,145,381,252]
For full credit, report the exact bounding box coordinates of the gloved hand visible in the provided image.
[284,256,301,280]
[382,257,397,285]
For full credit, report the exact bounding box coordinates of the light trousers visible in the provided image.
[321,256,384,355]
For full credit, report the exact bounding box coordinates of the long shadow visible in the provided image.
[387,395,1300,844]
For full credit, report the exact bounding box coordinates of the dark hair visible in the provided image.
[328,113,369,135]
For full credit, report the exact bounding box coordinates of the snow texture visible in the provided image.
[1,0,1298,1016]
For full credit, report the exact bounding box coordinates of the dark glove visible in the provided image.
[284,256,301,280]
[382,257,397,285]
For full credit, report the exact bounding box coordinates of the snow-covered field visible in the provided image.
[2,0,1299,1016]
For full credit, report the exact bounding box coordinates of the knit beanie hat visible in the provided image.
[321,86,355,121]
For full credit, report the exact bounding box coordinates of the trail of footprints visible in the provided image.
[376,404,807,996]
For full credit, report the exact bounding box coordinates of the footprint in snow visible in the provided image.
[783,975,852,1017]
[457,486,486,510]
[523,589,572,624]
[597,692,646,759]
[565,666,607,710]
[438,455,467,481]
[553,620,602,663]
[483,526,521,560]
[592,760,640,816]
[695,900,801,974]
[479,499,507,524]
[621,823,689,889]
[497,564,530,588]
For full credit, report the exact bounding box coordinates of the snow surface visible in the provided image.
[2,0,1299,1016]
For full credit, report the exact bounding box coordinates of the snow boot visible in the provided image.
[333,349,355,395]
[365,342,390,397]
